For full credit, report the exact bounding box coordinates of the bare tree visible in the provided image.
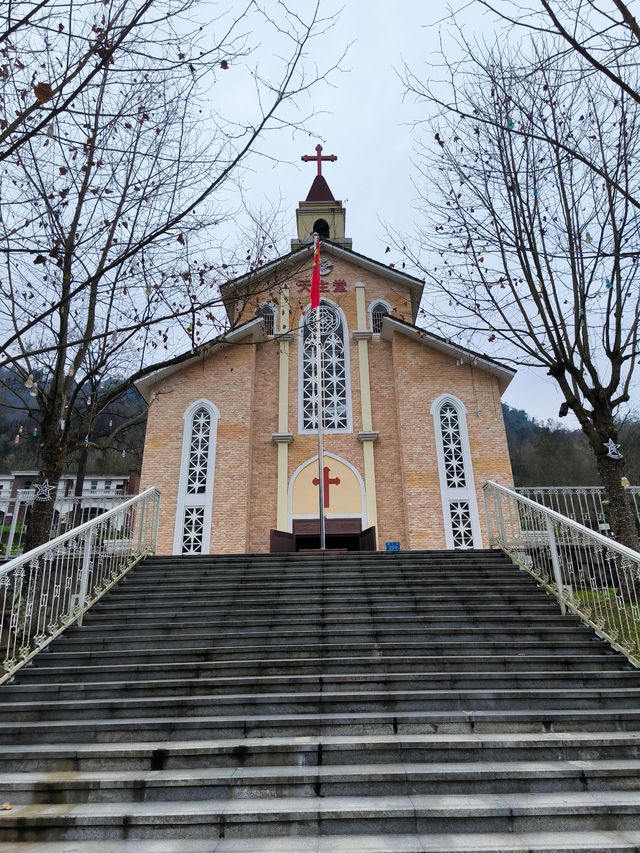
[0,0,340,549]
[478,1,640,105]
[401,49,640,550]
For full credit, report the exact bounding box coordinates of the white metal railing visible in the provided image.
[0,486,160,682]
[0,491,131,561]
[484,481,640,665]
[516,485,640,536]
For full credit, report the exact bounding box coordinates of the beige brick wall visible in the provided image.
[140,253,514,555]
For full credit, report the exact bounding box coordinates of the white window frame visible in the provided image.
[297,298,353,435]
[367,299,392,334]
[431,393,482,549]
[173,398,220,555]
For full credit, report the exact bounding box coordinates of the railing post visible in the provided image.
[76,527,95,628]
[545,515,566,615]
[483,487,492,547]
[495,490,505,546]
[136,498,146,556]
[5,497,22,559]
[151,490,160,553]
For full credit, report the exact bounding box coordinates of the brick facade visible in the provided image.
[139,251,514,555]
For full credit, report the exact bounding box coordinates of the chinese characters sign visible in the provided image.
[296,278,347,295]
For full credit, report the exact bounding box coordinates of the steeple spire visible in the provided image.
[292,143,351,250]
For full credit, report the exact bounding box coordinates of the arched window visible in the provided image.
[431,395,481,549]
[313,218,330,239]
[369,301,390,333]
[299,301,352,433]
[173,400,219,555]
[257,303,276,336]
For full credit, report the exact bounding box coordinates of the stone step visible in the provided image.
[31,639,607,667]
[4,759,640,804]
[94,598,556,616]
[4,731,640,772]
[72,614,575,635]
[17,654,627,684]
[4,830,640,852]
[4,687,640,723]
[4,548,638,846]
[117,571,535,589]
[49,626,596,651]
[3,790,640,840]
[2,709,640,746]
[103,578,542,594]
[5,670,640,702]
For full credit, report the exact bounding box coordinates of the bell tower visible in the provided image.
[291,144,352,251]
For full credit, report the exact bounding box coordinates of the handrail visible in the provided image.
[490,481,640,561]
[1,487,158,575]
[0,486,161,683]
[483,480,640,666]
[515,485,640,535]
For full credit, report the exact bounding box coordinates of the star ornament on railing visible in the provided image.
[33,479,56,501]
[604,438,624,460]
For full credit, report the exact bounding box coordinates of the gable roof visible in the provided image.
[220,239,425,322]
[380,315,516,394]
[134,316,267,403]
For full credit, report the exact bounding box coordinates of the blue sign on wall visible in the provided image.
[385,541,401,552]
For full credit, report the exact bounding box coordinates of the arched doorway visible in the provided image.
[270,452,376,551]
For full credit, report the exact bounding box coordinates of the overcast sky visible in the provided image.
[214,1,577,426]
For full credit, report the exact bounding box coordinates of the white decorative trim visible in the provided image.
[368,299,392,334]
[430,393,482,549]
[173,399,220,555]
[287,451,366,532]
[297,297,353,435]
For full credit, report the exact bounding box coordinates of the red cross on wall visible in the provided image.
[313,466,341,509]
[301,144,337,176]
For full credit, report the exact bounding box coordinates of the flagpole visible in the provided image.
[312,233,326,550]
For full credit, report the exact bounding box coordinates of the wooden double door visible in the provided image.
[270,518,376,552]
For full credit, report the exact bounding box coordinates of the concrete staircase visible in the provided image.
[2,549,640,851]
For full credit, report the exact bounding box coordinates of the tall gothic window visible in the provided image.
[174,400,219,555]
[432,395,481,549]
[300,302,351,433]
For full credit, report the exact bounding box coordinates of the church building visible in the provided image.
[137,147,515,554]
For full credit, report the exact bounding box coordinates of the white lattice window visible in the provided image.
[186,408,211,495]
[440,402,467,488]
[173,400,219,555]
[182,506,206,553]
[299,303,352,433]
[450,500,474,548]
[431,395,481,549]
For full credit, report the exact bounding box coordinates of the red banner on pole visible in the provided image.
[310,234,320,309]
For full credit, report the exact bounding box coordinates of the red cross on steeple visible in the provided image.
[313,466,341,509]
[301,144,337,177]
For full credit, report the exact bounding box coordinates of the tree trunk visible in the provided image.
[596,451,640,550]
[23,432,65,554]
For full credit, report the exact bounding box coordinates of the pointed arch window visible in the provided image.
[431,395,482,549]
[257,303,276,336]
[173,400,219,555]
[370,301,390,334]
[299,302,352,433]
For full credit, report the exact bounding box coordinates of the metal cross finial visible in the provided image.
[301,144,337,176]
